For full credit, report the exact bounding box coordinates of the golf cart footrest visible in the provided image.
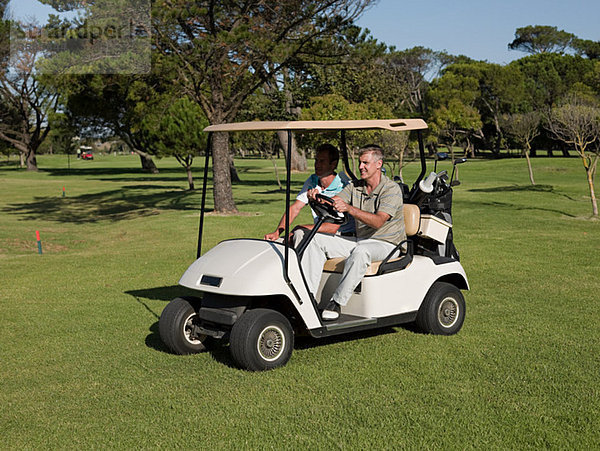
[325,315,377,331]
[197,307,238,326]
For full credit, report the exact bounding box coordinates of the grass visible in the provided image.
[1,153,599,448]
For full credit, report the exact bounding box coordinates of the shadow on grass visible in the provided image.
[4,179,286,224]
[465,184,578,217]
[469,183,577,201]
[3,186,212,223]
[126,285,190,303]
[143,319,236,367]
[461,199,576,218]
[295,326,408,350]
[129,285,419,369]
[41,166,192,178]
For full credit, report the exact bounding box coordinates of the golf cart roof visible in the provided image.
[204,119,427,133]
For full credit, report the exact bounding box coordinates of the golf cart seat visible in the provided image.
[323,204,420,275]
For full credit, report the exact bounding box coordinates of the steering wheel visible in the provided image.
[308,194,348,225]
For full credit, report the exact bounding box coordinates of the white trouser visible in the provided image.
[301,233,398,306]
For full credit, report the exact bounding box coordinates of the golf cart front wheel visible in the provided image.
[416,282,465,335]
[230,309,294,371]
[159,297,211,354]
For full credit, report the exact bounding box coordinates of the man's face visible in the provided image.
[359,151,383,180]
[314,151,337,177]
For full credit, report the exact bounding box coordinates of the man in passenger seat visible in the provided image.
[264,143,354,245]
[303,144,406,321]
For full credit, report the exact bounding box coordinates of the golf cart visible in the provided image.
[159,119,469,371]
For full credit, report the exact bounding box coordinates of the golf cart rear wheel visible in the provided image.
[159,297,211,354]
[229,309,294,371]
[416,282,465,335]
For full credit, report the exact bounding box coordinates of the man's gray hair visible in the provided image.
[359,144,384,162]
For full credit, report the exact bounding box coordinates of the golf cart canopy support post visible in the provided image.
[197,133,212,259]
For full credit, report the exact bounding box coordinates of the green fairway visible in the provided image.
[1,154,599,448]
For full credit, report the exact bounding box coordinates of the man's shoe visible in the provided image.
[322,300,341,321]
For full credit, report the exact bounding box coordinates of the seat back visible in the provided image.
[403,203,420,237]
[323,203,420,275]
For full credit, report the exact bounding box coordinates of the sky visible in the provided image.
[5,0,80,23]
[356,0,600,64]
[6,0,600,65]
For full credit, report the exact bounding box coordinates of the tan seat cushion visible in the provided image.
[321,204,418,276]
[323,256,405,276]
[404,203,420,237]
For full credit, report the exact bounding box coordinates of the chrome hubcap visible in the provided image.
[183,313,203,345]
[438,297,459,328]
[257,325,285,361]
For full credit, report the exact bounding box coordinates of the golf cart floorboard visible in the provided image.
[310,311,418,338]
[325,314,377,331]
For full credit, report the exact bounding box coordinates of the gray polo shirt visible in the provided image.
[337,174,405,245]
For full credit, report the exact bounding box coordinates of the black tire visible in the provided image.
[416,282,465,335]
[159,297,211,354]
[229,309,294,371]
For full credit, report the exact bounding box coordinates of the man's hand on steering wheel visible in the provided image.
[308,194,347,225]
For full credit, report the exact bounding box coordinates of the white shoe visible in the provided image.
[322,300,340,321]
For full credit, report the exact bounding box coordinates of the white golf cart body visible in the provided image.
[179,239,467,331]
[177,119,469,336]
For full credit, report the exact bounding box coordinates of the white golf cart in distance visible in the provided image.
[159,119,469,371]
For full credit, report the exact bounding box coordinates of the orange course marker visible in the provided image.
[36,230,42,254]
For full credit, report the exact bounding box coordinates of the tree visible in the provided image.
[547,95,600,217]
[383,46,453,115]
[0,21,59,170]
[50,74,161,172]
[152,0,374,213]
[511,53,596,112]
[502,112,541,185]
[300,93,409,177]
[444,62,528,154]
[427,71,483,159]
[46,111,78,155]
[430,99,482,161]
[142,96,208,190]
[508,25,575,55]
[572,39,600,60]
[33,2,158,173]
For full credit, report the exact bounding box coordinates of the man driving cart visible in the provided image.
[303,144,406,321]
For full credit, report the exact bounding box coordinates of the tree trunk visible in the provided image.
[212,131,238,213]
[398,149,404,181]
[276,131,306,172]
[26,149,38,171]
[270,155,282,190]
[186,166,195,190]
[228,152,241,183]
[524,148,535,185]
[138,152,159,174]
[350,147,357,177]
[585,165,598,217]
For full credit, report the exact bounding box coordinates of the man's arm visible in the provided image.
[331,196,390,229]
[292,222,341,235]
[264,200,305,240]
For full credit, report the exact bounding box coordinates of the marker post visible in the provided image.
[36,230,42,255]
